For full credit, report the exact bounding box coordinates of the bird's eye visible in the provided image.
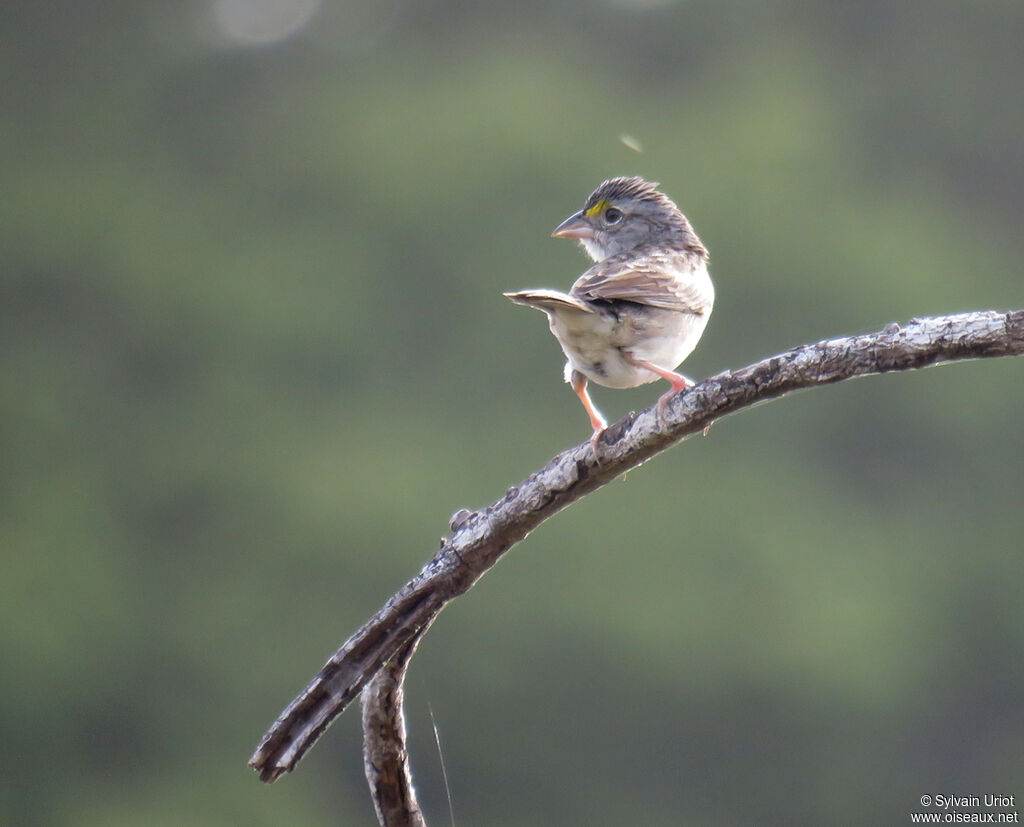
[604,207,623,224]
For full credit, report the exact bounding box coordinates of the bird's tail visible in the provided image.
[503,289,595,314]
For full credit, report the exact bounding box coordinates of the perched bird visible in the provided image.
[505,176,714,450]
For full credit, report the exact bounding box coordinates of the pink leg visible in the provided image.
[622,352,694,416]
[570,370,607,452]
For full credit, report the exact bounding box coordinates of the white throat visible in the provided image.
[580,237,608,262]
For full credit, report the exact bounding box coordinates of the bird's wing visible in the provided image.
[503,289,596,314]
[570,249,711,313]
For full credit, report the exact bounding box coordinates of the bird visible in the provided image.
[504,176,714,450]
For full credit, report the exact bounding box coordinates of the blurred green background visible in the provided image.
[3,2,1023,824]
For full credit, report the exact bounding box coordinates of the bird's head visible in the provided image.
[551,176,690,262]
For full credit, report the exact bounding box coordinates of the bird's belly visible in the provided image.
[548,312,632,386]
[549,305,709,390]
[566,345,649,389]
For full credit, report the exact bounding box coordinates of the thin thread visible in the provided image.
[428,701,455,827]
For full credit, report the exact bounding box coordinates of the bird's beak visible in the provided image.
[551,211,595,240]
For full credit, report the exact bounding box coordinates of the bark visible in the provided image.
[361,629,431,827]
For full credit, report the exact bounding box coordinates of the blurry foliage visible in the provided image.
[1,1,1022,824]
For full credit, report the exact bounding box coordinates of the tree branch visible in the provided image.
[250,309,1024,785]
[360,628,431,827]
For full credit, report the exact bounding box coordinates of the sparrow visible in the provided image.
[505,176,714,450]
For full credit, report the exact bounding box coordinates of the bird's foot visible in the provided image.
[656,374,694,418]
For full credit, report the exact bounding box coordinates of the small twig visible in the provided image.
[251,309,1024,786]
[361,628,432,827]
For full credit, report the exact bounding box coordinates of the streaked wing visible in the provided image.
[570,249,711,313]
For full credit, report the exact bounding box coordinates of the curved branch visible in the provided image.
[361,628,431,827]
[250,308,1024,782]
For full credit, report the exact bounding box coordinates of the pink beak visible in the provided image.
[551,211,595,240]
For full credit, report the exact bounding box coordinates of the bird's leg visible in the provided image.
[570,370,607,453]
[621,352,694,417]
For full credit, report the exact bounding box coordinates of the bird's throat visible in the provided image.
[579,237,608,262]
